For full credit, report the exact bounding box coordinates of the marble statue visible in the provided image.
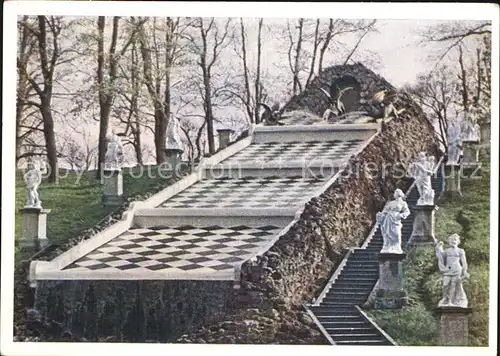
[410,152,435,206]
[24,161,42,209]
[463,121,481,142]
[435,233,469,308]
[319,86,353,122]
[361,90,405,120]
[165,117,184,152]
[258,102,284,126]
[447,121,462,165]
[376,188,410,254]
[104,130,124,170]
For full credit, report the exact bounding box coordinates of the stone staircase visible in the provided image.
[306,164,444,345]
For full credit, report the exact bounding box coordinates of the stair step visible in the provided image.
[341,270,379,274]
[334,339,391,345]
[326,327,376,334]
[310,305,357,311]
[320,301,361,306]
[334,279,377,285]
[315,314,362,320]
[329,287,372,293]
[330,334,384,341]
[342,266,379,271]
[324,322,372,329]
[318,316,366,322]
[336,277,378,282]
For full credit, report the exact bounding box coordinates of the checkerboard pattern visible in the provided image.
[221,140,364,166]
[159,177,326,209]
[64,225,283,273]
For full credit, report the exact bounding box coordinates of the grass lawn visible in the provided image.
[14,165,185,263]
[367,146,491,346]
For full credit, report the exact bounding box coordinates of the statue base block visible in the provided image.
[479,122,490,144]
[444,164,462,198]
[461,163,482,178]
[19,208,51,253]
[373,253,407,309]
[165,149,183,177]
[102,169,123,207]
[408,204,436,245]
[435,306,473,346]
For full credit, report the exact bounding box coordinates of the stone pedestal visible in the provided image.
[409,204,436,245]
[19,208,51,252]
[461,140,481,176]
[373,253,407,309]
[480,122,490,144]
[102,169,123,207]
[217,129,233,150]
[444,164,462,198]
[165,148,183,173]
[436,307,472,346]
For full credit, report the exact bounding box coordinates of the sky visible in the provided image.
[5,4,495,167]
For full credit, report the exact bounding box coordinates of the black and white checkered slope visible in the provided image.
[65,225,282,273]
[61,132,373,277]
[221,140,364,167]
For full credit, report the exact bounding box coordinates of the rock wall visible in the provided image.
[33,280,233,342]
[178,64,441,343]
[282,62,396,117]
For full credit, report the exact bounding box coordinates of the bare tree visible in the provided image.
[286,18,305,96]
[96,16,145,179]
[16,16,78,181]
[254,18,264,123]
[16,16,39,163]
[137,17,185,164]
[185,17,233,155]
[115,37,144,165]
[419,20,491,63]
[457,45,469,111]
[406,65,459,150]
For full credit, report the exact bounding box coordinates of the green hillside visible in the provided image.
[368,147,491,346]
[14,166,186,263]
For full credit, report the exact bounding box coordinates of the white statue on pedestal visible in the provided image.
[410,152,435,206]
[104,130,124,170]
[24,160,42,209]
[165,117,183,152]
[435,233,469,308]
[447,120,462,165]
[376,188,410,254]
[460,111,481,142]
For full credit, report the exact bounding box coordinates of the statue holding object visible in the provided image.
[435,233,469,308]
[410,152,435,206]
[447,120,462,165]
[104,129,124,170]
[376,188,411,254]
[24,160,43,209]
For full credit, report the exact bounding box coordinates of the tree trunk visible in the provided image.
[254,19,263,124]
[96,16,107,179]
[239,18,253,123]
[458,46,469,111]
[305,19,320,88]
[292,19,304,96]
[318,19,334,74]
[41,103,58,182]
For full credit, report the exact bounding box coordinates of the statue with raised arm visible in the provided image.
[104,129,124,170]
[435,233,469,308]
[376,188,411,254]
[165,116,184,152]
[24,160,42,209]
[410,152,435,206]
[447,120,462,165]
